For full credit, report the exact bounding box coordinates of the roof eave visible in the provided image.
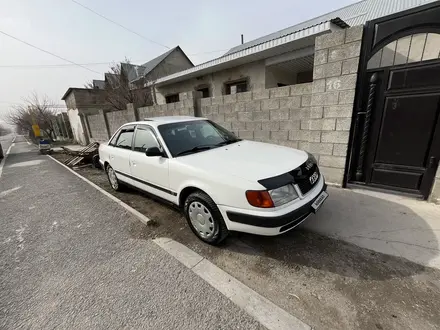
[149,20,343,87]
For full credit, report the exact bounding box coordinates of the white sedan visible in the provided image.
[99,116,328,244]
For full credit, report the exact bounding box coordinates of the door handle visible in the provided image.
[131,160,136,166]
[429,156,438,168]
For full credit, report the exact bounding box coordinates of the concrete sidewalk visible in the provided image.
[304,186,440,269]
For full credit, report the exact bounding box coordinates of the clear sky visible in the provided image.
[0,0,358,122]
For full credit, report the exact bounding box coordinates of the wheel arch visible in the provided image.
[178,183,218,209]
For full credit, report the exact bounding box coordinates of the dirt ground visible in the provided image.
[51,152,440,330]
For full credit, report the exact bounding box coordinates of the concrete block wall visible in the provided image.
[309,26,363,184]
[138,91,197,119]
[201,83,313,151]
[84,91,200,140]
[106,109,136,135]
[87,112,109,142]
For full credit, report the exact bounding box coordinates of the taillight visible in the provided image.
[245,190,274,208]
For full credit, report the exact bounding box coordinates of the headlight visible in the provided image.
[268,184,298,206]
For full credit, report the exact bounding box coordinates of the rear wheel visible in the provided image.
[106,165,122,191]
[184,191,229,245]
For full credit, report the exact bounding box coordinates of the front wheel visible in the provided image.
[184,191,229,245]
[106,165,123,191]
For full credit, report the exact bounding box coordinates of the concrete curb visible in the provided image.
[47,155,151,225]
[153,237,311,330]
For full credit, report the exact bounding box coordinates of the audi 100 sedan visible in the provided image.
[99,116,328,244]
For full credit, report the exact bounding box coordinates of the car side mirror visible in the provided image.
[145,146,163,157]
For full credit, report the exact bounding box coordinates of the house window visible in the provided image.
[165,94,179,103]
[197,87,210,98]
[225,79,247,95]
[296,71,313,84]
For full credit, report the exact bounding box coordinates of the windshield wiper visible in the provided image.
[215,138,241,146]
[176,145,214,157]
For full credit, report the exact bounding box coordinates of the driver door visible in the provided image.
[129,125,173,202]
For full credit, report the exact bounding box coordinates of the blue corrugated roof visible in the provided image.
[225,0,437,55]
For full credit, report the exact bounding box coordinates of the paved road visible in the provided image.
[0,136,264,330]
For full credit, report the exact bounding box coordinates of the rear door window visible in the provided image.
[115,129,134,150]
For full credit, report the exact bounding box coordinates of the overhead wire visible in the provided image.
[70,0,170,49]
[0,30,102,75]
[70,0,229,56]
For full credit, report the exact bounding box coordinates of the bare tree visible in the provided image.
[0,123,12,136]
[7,93,58,141]
[85,59,153,110]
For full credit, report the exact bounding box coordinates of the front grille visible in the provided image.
[290,161,319,195]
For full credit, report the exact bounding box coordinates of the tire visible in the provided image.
[183,191,229,245]
[92,154,101,169]
[106,164,123,191]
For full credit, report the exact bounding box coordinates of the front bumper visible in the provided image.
[221,178,327,236]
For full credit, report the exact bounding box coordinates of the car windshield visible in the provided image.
[158,120,240,157]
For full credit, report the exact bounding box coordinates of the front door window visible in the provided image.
[133,126,160,153]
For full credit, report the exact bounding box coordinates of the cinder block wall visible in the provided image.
[106,109,136,135]
[138,91,198,119]
[309,26,363,184]
[85,91,199,140]
[200,83,313,150]
[87,113,109,142]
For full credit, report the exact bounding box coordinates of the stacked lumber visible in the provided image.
[63,142,99,167]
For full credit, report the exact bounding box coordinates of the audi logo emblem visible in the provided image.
[309,172,319,185]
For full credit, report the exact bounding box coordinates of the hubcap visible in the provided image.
[108,168,118,189]
[188,202,214,238]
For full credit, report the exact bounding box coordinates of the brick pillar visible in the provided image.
[310,25,363,185]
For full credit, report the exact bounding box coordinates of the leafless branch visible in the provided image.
[85,58,153,110]
[7,93,59,141]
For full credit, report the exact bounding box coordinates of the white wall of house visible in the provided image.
[67,109,87,145]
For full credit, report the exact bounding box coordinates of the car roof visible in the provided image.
[122,116,206,128]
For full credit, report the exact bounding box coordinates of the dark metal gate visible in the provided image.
[347,2,440,199]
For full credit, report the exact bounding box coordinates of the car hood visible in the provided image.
[175,140,308,183]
